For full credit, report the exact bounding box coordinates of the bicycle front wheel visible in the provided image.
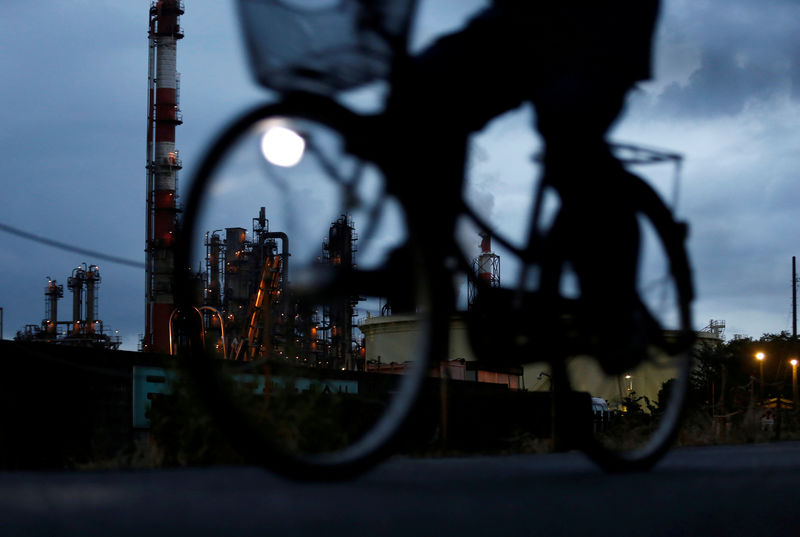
[173,95,441,479]
[543,174,694,472]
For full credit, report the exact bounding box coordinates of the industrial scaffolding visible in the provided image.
[195,208,364,369]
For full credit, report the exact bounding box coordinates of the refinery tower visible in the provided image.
[144,0,184,353]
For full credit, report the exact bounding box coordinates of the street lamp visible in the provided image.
[756,352,765,400]
[791,358,798,407]
[624,374,633,393]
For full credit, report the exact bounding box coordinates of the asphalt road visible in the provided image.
[1,442,798,536]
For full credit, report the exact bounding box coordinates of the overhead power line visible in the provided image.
[0,222,145,269]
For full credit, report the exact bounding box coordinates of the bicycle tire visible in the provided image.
[543,173,694,472]
[173,94,442,480]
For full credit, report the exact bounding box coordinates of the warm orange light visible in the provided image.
[791,359,798,367]
[756,352,765,361]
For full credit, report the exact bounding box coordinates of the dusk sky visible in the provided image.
[2,0,800,350]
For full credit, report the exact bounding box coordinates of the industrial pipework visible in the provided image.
[144,0,185,353]
[15,265,120,350]
[67,264,102,336]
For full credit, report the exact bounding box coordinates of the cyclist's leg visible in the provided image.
[550,159,644,369]
[534,82,646,372]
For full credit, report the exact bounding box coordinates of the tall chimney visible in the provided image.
[144,0,184,353]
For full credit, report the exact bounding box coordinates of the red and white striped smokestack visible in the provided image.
[480,233,491,255]
[476,232,500,286]
[144,0,184,353]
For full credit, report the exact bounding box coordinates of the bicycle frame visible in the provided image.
[171,0,694,476]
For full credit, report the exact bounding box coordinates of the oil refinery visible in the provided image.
[8,0,698,404]
[14,264,121,350]
[191,208,365,371]
[10,0,514,382]
[0,0,718,471]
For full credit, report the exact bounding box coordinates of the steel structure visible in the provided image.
[199,208,290,361]
[67,264,101,336]
[468,231,500,307]
[44,278,63,337]
[15,265,121,350]
[322,215,360,370]
[144,0,184,353]
[192,209,365,369]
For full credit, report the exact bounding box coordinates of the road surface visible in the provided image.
[1,442,798,536]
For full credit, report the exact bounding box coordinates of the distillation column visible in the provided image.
[85,265,101,333]
[145,0,184,353]
[44,279,63,336]
[68,266,85,336]
[323,215,358,369]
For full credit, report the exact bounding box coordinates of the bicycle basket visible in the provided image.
[237,0,416,94]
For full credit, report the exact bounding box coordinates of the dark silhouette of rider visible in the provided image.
[390,1,661,370]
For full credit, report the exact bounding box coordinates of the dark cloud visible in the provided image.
[656,49,787,116]
[648,0,800,117]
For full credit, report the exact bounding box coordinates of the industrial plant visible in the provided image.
[8,0,514,382]
[1,1,719,471]
[14,264,121,350]
[8,0,684,405]
[190,208,364,371]
[10,1,397,380]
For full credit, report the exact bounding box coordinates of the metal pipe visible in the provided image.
[263,231,290,287]
[168,306,205,356]
[198,306,227,359]
[144,5,156,351]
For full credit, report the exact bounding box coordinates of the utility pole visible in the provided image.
[793,257,797,338]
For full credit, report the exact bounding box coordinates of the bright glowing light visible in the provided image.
[756,352,765,361]
[791,359,798,367]
[261,126,305,167]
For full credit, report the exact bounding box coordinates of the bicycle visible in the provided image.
[173,0,694,479]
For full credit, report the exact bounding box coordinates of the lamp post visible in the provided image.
[756,352,765,400]
[791,359,798,407]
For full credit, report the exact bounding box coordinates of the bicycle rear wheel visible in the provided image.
[173,95,440,479]
[542,174,694,472]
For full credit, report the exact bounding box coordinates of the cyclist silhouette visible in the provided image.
[174,0,692,476]
[387,1,662,371]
